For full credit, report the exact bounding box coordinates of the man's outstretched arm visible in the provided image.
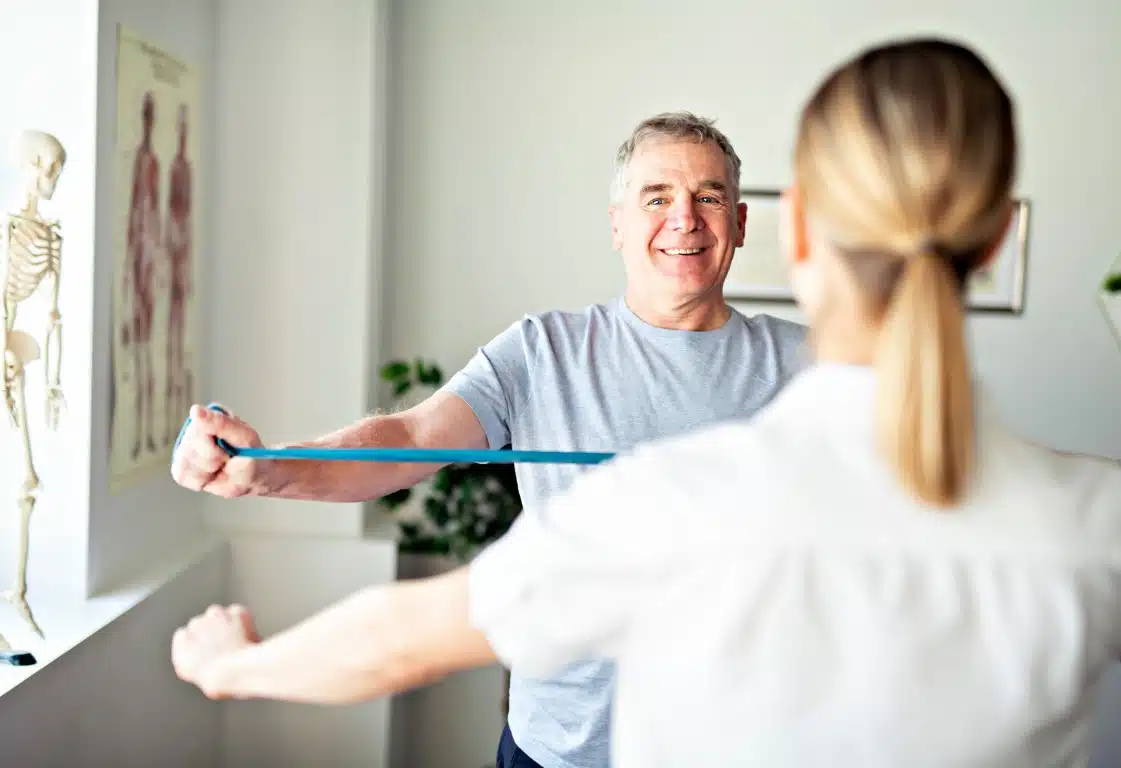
[172,390,489,504]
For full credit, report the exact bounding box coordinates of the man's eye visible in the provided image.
[646,198,667,206]
[698,196,721,204]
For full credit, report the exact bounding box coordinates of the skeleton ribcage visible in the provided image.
[5,214,60,306]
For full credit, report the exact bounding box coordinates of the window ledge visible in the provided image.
[0,534,227,697]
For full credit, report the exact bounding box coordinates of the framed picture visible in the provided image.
[724,188,1031,313]
[723,189,792,303]
[968,198,1031,313]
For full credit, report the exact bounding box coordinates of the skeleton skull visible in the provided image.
[12,130,66,202]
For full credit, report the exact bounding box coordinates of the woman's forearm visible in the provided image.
[201,568,498,704]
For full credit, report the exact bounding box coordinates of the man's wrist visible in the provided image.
[248,450,293,498]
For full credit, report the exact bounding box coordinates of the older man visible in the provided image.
[171,111,807,768]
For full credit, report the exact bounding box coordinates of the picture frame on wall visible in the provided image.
[723,189,793,303]
[968,198,1031,313]
[723,188,1031,313]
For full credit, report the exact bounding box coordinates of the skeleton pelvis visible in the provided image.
[5,331,40,369]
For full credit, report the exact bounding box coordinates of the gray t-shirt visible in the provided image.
[444,295,808,768]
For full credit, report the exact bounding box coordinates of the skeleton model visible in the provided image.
[0,130,67,648]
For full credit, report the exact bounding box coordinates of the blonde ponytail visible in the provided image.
[792,38,1014,507]
[875,251,974,507]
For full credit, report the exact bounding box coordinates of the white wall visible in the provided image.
[205,0,380,539]
[384,1,1121,766]
[90,0,220,596]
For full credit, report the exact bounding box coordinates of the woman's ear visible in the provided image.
[781,184,809,266]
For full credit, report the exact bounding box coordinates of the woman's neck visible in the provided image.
[809,320,879,366]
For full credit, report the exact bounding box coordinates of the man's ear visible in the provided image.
[976,199,1016,271]
[735,201,748,248]
[608,204,623,251]
[781,184,809,266]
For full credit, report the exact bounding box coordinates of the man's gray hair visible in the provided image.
[610,111,742,203]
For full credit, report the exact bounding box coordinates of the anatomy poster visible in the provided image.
[109,25,201,492]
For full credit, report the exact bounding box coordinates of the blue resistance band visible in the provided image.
[174,404,616,466]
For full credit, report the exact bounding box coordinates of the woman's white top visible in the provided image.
[468,363,1121,767]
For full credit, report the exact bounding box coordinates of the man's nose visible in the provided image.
[667,198,701,232]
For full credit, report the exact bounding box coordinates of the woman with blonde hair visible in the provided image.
[171,37,1121,767]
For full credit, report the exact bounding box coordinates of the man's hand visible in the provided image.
[170,404,276,497]
[172,604,260,699]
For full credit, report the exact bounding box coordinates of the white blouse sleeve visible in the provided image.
[467,449,682,679]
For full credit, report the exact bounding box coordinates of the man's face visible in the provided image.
[609,138,746,306]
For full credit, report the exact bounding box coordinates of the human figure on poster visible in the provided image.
[164,102,193,445]
[121,91,160,458]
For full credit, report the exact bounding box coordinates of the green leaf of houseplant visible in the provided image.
[380,487,412,510]
[380,360,410,381]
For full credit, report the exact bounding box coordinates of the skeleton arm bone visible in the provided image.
[43,242,63,429]
[0,302,12,426]
[0,224,14,426]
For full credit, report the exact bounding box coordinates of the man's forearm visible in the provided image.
[251,391,487,504]
[256,412,443,503]
[202,568,497,704]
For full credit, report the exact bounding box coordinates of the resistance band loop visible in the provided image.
[173,404,616,466]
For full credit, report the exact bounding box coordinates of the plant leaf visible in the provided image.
[380,487,412,510]
[417,362,444,387]
[380,360,410,380]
